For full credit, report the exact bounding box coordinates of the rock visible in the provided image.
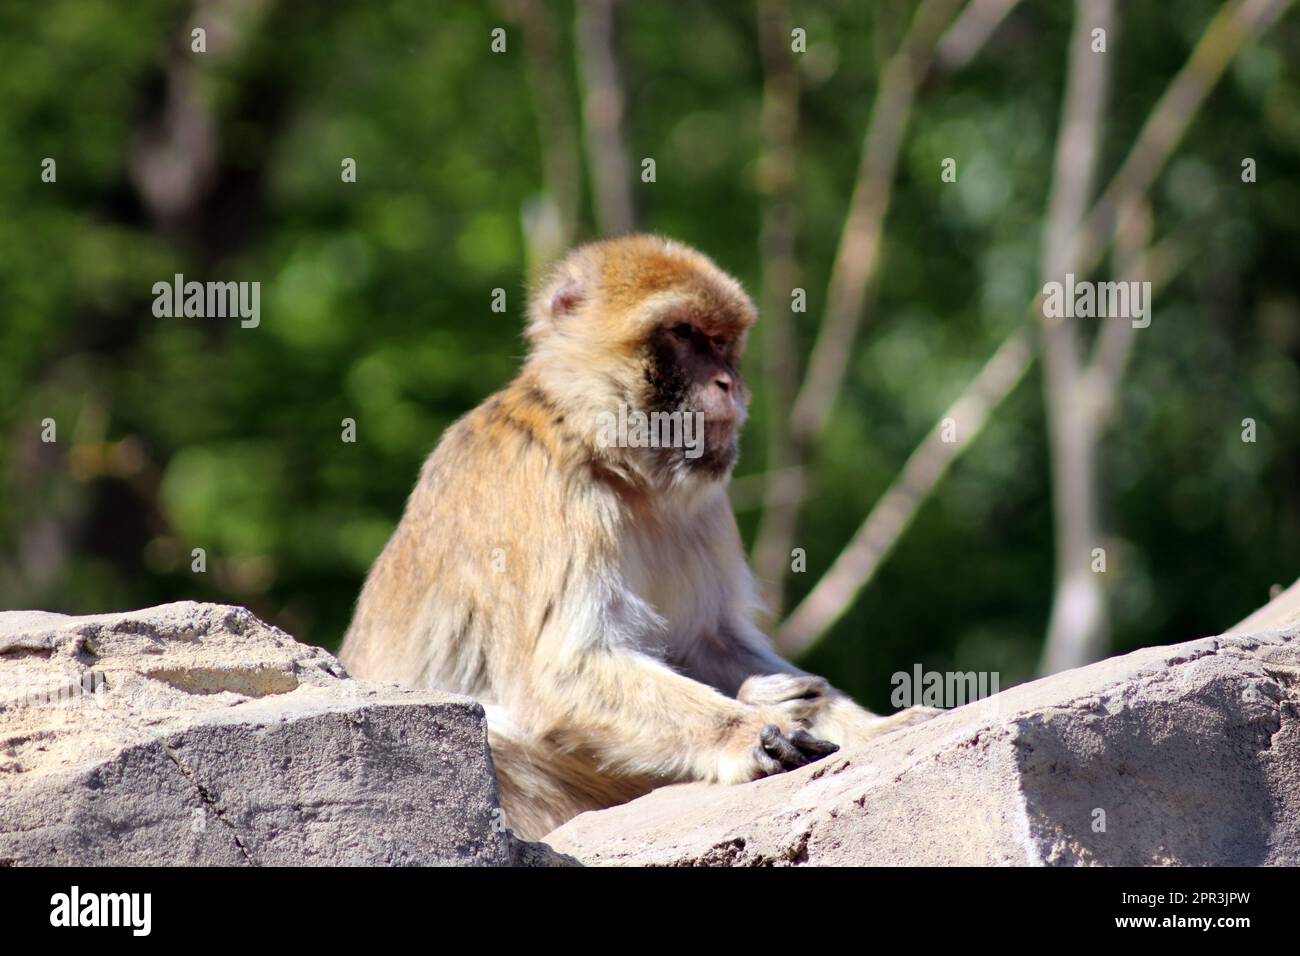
[0,601,560,866]
[545,622,1300,866]
[10,596,1297,869]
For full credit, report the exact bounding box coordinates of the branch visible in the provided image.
[576,0,636,236]
[751,0,805,617]
[778,326,1035,654]
[729,466,808,513]
[1067,0,1293,277]
[779,0,1286,658]
[1083,199,1154,426]
[752,0,965,619]
[787,0,964,445]
[514,0,583,273]
[936,0,1024,72]
[1036,0,1115,675]
[778,237,1191,656]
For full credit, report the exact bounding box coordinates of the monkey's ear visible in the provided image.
[549,281,584,317]
[526,263,590,343]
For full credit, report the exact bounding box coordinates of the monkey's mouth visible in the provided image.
[688,438,740,479]
[705,416,740,445]
[677,420,740,477]
[615,401,741,482]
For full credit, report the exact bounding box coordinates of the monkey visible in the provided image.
[339,235,939,840]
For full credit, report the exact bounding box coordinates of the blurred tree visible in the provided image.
[0,0,1296,715]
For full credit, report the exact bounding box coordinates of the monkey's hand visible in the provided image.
[736,673,830,725]
[716,710,839,783]
[752,724,840,777]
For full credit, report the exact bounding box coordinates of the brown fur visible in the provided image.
[340,235,936,840]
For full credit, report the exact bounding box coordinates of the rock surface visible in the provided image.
[0,602,547,866]
[6,595,1298,867]
[545,624,1300,866]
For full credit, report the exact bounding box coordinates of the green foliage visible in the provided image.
[1,1,1297,709]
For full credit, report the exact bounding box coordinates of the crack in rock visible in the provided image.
[158,737,256,865]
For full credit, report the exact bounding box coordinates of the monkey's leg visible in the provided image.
[484,708,657,841]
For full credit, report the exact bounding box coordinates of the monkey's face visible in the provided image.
[642,314,750,481]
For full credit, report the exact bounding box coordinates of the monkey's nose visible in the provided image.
[713,374,732,394]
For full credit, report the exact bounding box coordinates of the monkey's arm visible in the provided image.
[680,616,942,747]
[537,647,838,784]
[650,508,937,745]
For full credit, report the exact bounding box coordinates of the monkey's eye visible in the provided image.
[670,322,694,341]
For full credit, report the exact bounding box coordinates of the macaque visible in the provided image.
[340,235,937,840]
